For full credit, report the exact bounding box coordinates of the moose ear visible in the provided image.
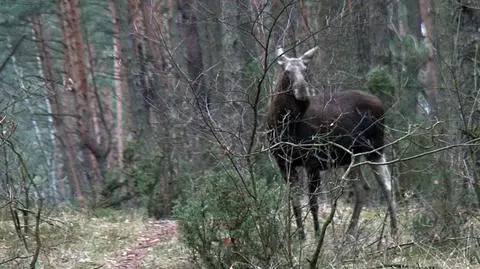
[300,46,319,64]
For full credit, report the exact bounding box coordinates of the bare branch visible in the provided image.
[0,35,26,75]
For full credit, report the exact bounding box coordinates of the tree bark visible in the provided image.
[405,0,422,38]
[128,0,152,134]
[177,0,209,109]
[32,13,77,203]
[353,0,371,74]
[419,0,439,111]
[103,87,116,169]
[61,0,90,142]
[201,0,224,97]
[31,15,61,201]
[58,3,85,204]
[59,0,100,205]
[142,0,172,128]
[142,0,164,73]
[369,0,391,67]
[450,0,480,208]
[85,40,109,200]
[108,0,131,170]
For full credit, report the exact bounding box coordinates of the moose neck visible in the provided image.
[267,74,310,127]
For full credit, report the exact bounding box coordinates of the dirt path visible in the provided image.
[110,219,179,269]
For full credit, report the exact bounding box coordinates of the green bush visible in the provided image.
[365,66,395,107]
[173,161,292,269]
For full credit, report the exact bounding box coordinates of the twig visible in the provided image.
[0,255,32,265]
[29,198,42,269]
[0,35,26,74]
[262,135,480,168]
[308,193,340,269]
[353,242,417,260]
[377,209,389,250]
[368,264,435,269]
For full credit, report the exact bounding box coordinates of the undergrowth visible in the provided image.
[0,208,147,268]
[0,204,478,268]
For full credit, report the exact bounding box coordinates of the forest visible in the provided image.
[0,0,480,268]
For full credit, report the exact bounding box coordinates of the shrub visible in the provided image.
[173,161,292,269]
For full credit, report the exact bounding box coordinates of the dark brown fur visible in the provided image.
[267,74,386,170]
[267,65,397,239]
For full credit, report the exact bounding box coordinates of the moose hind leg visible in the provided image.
[283,166,306,240]
[307,169,320,236]
[346,167,367,236]
[369,154,398,237]
[291,189,305,240]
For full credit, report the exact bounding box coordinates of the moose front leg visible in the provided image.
[306,168,321,237]
[281,165,306,240]
[370,154,398,239]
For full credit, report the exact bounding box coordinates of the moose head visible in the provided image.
[276,46,319,100]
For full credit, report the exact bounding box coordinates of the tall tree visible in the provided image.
[369,0,391,67]
[57,1,86,203]
[200,0,224,98]
[128,0,152,135]
[31,14,66,201]
[450,0,480,206]
[419,0,440,111]
[59,0,108,203]
[177,0,208,109]
[108,0,130,169]
[353,0,371,75]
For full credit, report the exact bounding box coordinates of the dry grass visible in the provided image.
[298,202,480,268]
[140,236,194,269]
[0,204,478,268]
[0,208,147,268]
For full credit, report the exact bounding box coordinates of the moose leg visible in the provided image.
[282,166,306,239]
[346,167,367,236]
[291,184,305,240]
[369,154,398,238]
[306,168,320,236]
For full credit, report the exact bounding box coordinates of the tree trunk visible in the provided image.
[108,0,131,170]
[61,0,111,201]
[419,0,439,111]
[8,33,56,203]
[31,14,61,201]
[353,0,371,75]
[200,0,224,99]
[59,0,98,205]
[58,5,85,204]
[142,0,164,73]
[128,0,152,135]
[405,0,422,38]
[369,0,391,67]
[32,13,78,203]
[177,0,209,109]
[142,0,170,128]
[103,87,116,170]
[61,0,90,143]
[450,0,480,208]
[85,40,109,200]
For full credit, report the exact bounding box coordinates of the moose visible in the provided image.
[266,46,398,239]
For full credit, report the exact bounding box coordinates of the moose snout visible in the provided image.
[292,78,309,100]
[293,86,308,100]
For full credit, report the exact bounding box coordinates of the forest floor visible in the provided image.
[107,219,182,269]
[1,205,479,268]
[0,209,193,269]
